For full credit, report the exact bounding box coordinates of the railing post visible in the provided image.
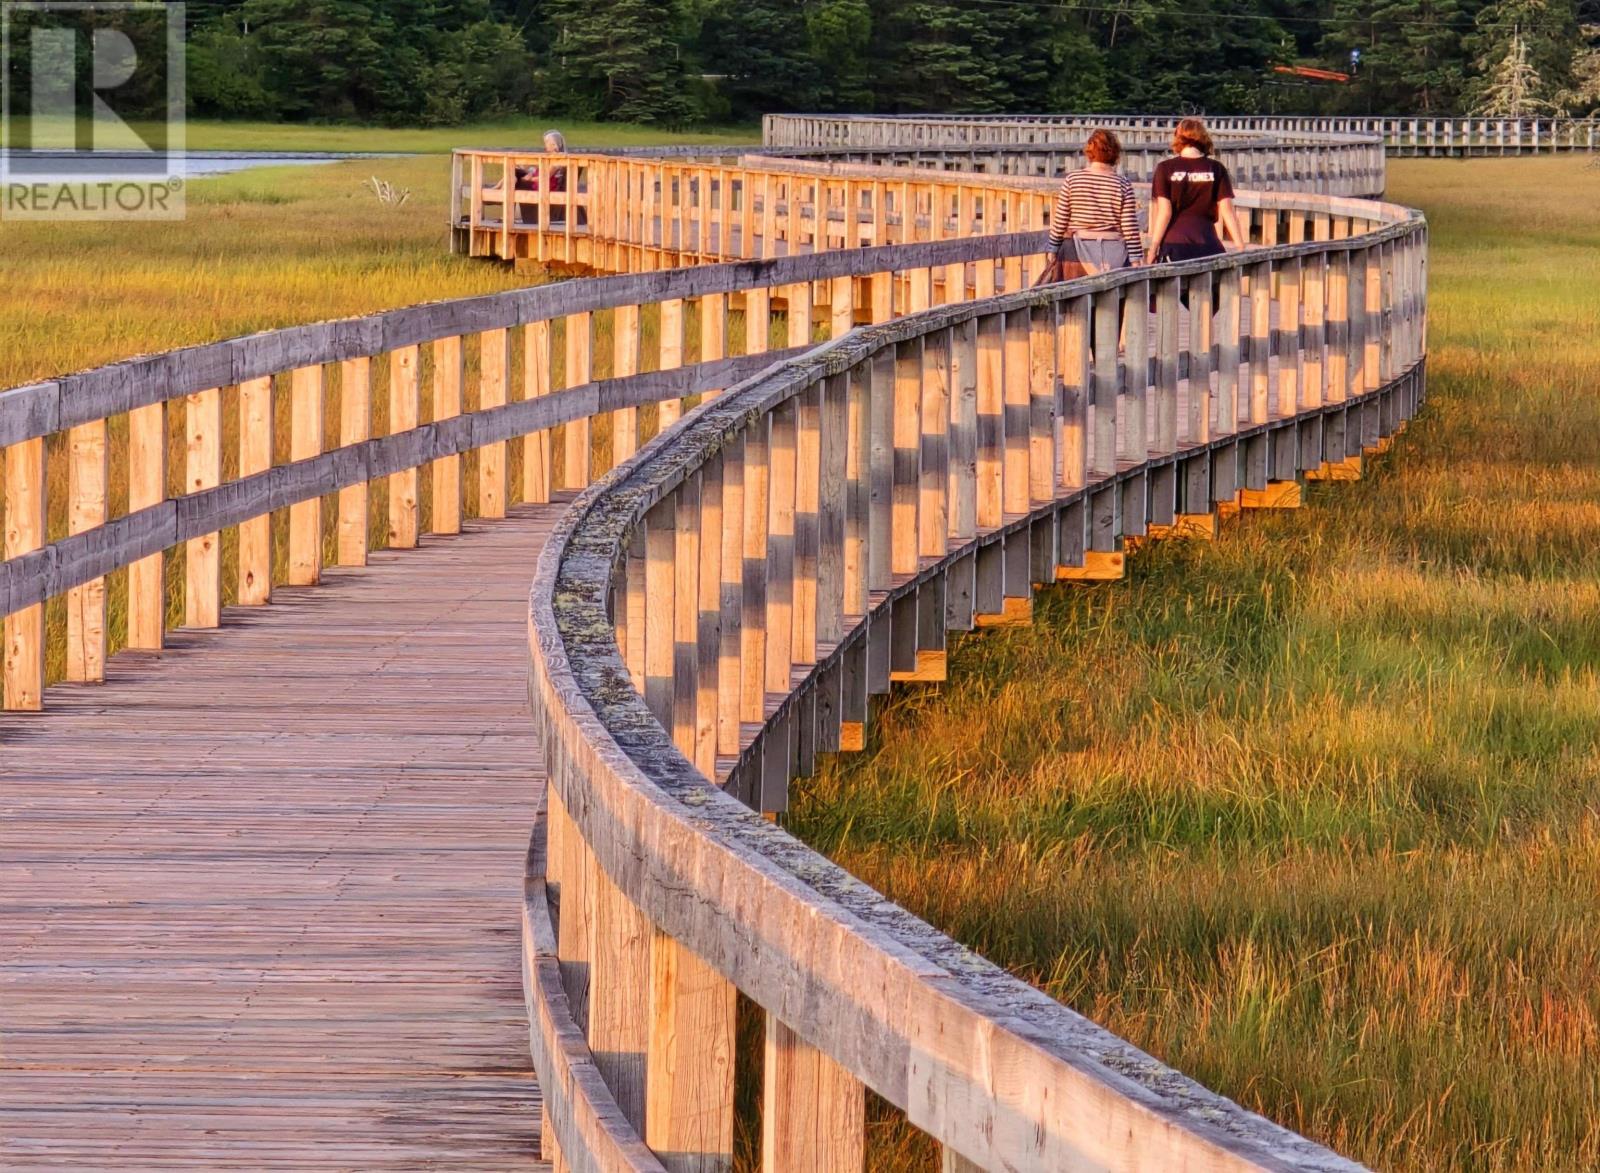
[563,313,593,490]
[523,323,553,504]
[388,346,422,546]
[289,364,325,584]
[761,1015,865,1172]
[4,434,46,708]
[337,357,373,563]
[184,386,222,627]
[1001,309,1031,516]
[1248,261,1273,425]
[892,337,923,576]
[127,400,168,644]
[765,399,798,698]
[740,417,771,726]
[1057,296,1090,489]
[430,337,463,535]
[65,417,108,681]
[645,932,736,1171]
[1275,256,1302,418]
[613,304,641,464]
[1152,279,1180,457]
[921,328,952,558]
[716,435,745,761]
[658,299,685,429]
[477,332,509,519]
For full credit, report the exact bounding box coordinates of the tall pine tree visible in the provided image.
[546,0,692,123]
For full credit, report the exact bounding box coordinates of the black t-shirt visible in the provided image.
[1152,156,1235,246]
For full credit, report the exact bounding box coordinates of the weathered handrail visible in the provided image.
[527,165,1426,1169]
[0,230,1061,709]
[763,112,1600,157]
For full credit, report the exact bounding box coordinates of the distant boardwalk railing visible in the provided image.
[764,112,1600,157]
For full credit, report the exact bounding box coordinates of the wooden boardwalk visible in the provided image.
[1,505,567,1169]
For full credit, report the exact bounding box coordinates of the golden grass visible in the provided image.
[788,155,1600,1171]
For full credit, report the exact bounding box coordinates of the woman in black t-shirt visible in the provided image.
[1144,118,1247,265]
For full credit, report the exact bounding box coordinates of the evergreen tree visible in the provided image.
[697,0,818,118]
[1469,0,1579,110]
[546,0,693,123]
[1322,0,1481,113]
[806,0,874,111]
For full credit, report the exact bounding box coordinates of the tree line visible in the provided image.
[181,0,1600,126]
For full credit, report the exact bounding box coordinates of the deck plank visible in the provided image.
[1,504,567,1170]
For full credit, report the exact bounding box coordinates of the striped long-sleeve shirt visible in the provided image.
[1047,168,1143,259]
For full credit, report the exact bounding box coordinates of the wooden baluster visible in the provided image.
[65,417,108,681]
[127,401,168,644]
[761,1016,865,1172]
[613,304,641,464]
[184,387,222,626]
[3,435,45,709]
[1303,253,1327,411]
[624,527,646,692]
[1215,267,1242,436]
[1028,303,1058,503]
[787,282,813,351]
[739,169,755,259]
[524,322,553,503]
[694,457,726,777]
[1347,248,1368,398]
[890,337,924,578]
[673,476,701,760]
[921,328,952,559]
[1091,290,1120,474]
[716,434,745,761]
[816,373,849,652]
[746,286,771,357]
[765,399,797,698]
[867,347,896,591]
[869,271,893,327]
[1248,260,1273,425]
[388,347,421,545]
[1324,249,1350,409]
[336,357,373,564]
[942,320,980,547]
[843,361,871,621]
[1002,309,1031,516]
[289,364,325,584]
[1184,273,1214,448]
[658,299,685,429]
[645,932,736,1170]
[1276,256,1303,418]
[740,418,771,726]
[430,337,463,536]
[1153,278,1180,456]
[587,856,650,1136]
[976,311,1005,526]
[831,275,854,340]
[1121,279,1150,466]
[563,312,592,489]
[478,332,509,518]
[793,385,822,671]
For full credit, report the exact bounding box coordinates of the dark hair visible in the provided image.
[1084,128,1122,165]
[1171,117,1215,156]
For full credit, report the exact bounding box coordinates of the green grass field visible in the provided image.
[788,154,1600,1170]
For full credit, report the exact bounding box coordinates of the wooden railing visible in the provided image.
[0,234,1071,712]
[763,112,1600,157]
[3,139,1428,1173]
[449,146,1391,267]
[526,166,1426,1168]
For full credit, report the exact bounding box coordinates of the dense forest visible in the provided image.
[180,0,1600,125]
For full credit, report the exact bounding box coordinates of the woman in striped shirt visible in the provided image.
[1045,129,1143,277]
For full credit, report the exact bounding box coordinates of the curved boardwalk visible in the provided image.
[0,505,566,1169]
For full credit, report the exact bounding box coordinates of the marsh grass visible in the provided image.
[786,156,1600,1171]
